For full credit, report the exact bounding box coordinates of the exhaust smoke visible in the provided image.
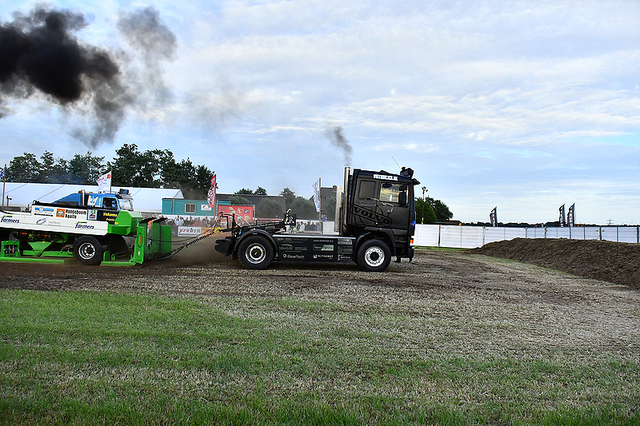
[117,7,176,108]
[325,124,353,166]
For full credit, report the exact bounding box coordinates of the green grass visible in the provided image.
[1,290,639,425]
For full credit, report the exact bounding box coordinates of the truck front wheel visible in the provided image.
[74,236,104,266]
[238,235,274,270]
[357,239,391,272]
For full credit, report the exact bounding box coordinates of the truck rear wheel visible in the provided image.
[238,235,274,270]
[357,239,391,272]
[74,236,104,266]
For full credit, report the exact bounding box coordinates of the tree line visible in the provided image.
[3,144,214,199]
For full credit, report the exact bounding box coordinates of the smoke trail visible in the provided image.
[117,6,176,107]
[325,124,353,166]
[0,6,129,147]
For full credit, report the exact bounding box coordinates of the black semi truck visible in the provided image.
[215,167,420,272]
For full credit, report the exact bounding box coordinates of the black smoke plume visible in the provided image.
[0,7,128,147]
[325,124,353,166]
[0,6,176,147]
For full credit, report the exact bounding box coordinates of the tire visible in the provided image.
[73,236,104,266]
[357,239,391,272]
[237,235,274,270]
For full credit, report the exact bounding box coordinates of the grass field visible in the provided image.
[1,289,639,425]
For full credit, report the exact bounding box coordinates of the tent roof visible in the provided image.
[2,183,183,213]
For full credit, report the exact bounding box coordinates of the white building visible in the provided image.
[1,182,183,215]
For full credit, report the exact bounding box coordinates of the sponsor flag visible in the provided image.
[567,203,575,227]
[0,166,5,179]
[96,171,112,192]
[207,175,216,208]
[312,180,320,212]
[559,204,566,227]
[490,207,498,227]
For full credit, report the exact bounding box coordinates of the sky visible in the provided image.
[1,0,639,225]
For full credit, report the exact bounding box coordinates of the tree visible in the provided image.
[7,153,40,182]
[234,186,267,195]
[68,151,106,184]
[415,196,452,223]
[429,197,453,221]
[37,151,69,183]
[290,196,317,219]
[255,198,284,218]
[280,188,296,209]
[160,152,213,198]
[160,151,187,188]
[416,198,437,224]
[235,188,254,195]
[193,164,214,198]
[108,144,165,188]
[228,195,251,205]
[323,196,336,221]
[107,144,143,187]
[136,149,166,188]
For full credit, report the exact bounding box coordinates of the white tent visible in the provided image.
[1,183,183,214]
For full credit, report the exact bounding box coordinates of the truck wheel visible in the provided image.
[73,236,103,266]
[357,239,391,272]
[238,235,274,270]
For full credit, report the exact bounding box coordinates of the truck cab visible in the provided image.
[53,189,134,212]
[341,167,418,262]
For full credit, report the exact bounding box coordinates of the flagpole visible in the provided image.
[317,178,322,234]
[1,164,6,208]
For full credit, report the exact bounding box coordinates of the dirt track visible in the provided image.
[1,238,638,315]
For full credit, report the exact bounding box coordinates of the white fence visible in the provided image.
[414,224,640,249]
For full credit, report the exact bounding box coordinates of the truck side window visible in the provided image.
[358,180,377,200]
[380,183,408,205]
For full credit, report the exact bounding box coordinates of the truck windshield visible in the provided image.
[119,199,134,211]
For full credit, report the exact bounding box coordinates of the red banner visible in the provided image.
[218,205,254,224]
[207,175,216,208]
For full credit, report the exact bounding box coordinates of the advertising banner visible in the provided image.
[218,205,254,225]
[178,226,205,237]
[490,207,498,227]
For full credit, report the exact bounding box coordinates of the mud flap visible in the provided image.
[214,237,233,256]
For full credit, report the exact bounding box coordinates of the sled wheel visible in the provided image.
[74,236,103,266]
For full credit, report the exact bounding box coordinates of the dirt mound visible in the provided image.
[470,238,640,288]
